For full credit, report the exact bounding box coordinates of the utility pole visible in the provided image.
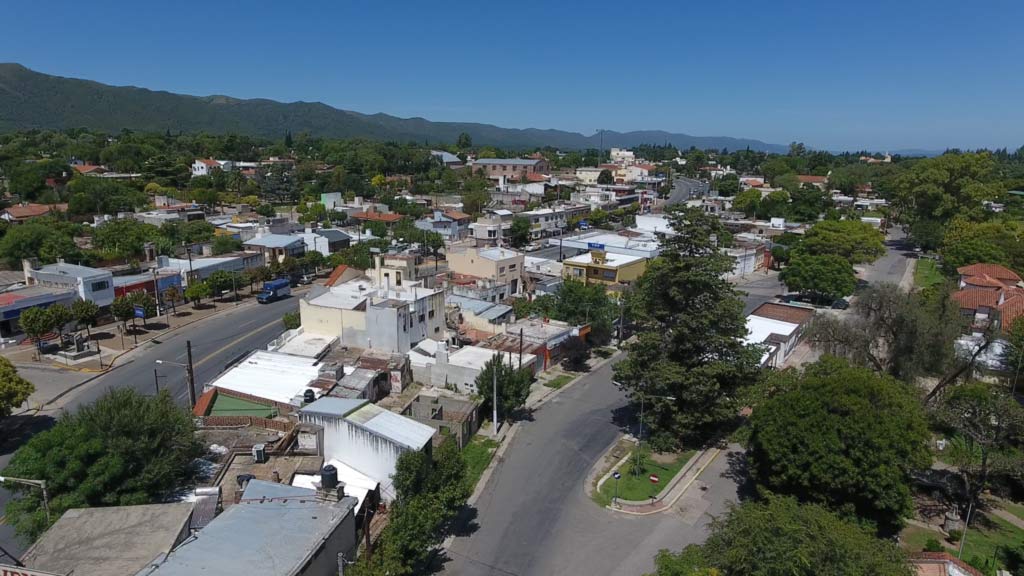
[518,328,524,370]
[492,358,499,438]
[618,293,625,344]
[186,340,197,408]
[154,368,160,394]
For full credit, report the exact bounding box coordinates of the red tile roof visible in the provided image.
[72,164,105,174]
[962,274,1006,289]
[998,293,1024,331]
[797,175,828,184]
[635,163,657,171]
[952,289,1000,310]
[525,173,549,182]
[750,302,815,325]
[443,210,472,221]
[324,265,350,287]
[198,158,220,167]
[1,203,68,220]
[352,210,403,223]
[910,552,985,576]
[957,263,1021,282]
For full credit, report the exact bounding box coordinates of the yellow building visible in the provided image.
[561,250,646,287]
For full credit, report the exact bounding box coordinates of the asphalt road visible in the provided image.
[443,357,740,576]
[0,294,299,559]
[667,176,707,205]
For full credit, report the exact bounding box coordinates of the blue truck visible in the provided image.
[257,278,291,304]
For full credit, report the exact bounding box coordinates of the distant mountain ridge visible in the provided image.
[0,63,788,152]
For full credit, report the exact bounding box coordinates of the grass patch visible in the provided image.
[915,258,944,289]
[594,450,695,507]
[1000,500,1024,522]
[463,436,499,491]
[544,374,574,389]
[900,512,1024,573]
[209,394,276,418]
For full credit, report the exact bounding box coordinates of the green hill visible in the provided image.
[0,63,785,152]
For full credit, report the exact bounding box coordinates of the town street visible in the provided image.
[667,175,707,205]
[442,358,740,576]
[0,295,299,559]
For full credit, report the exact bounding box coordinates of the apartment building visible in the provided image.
[447,247,525,296]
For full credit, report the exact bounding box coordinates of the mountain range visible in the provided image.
[0,63,788,153]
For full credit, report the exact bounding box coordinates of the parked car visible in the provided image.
[298,274,315,285]
[831,298,850,310]
[523,242,541,252]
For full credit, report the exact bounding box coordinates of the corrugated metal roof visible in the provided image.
[299,397,367,418]
[244,234,303,248]
[36,262,108,278]
[345,403,435,450]
[474,158,540,166]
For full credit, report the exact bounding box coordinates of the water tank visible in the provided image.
[252,443,267,463]
[303,389,316,404]
[321,465,338,490]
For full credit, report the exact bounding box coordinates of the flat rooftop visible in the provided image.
[271,330,336,358]
[22,503,194,576]
[563,251,645,267]
[217,452,323,508]
[207,350,323,405]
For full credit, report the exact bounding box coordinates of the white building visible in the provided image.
[409,340,538,395]
[609,148,636,164]
[299,278,446,354]
[156,252,265,287]
[190,158,234,177]
[204,350,331,408]
[298,397,434,502]
[575,167,604,185]
[25,260,115,307]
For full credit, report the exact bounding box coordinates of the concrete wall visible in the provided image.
[300,298,369,348]
[297,507,358,576]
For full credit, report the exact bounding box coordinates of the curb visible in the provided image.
[598,444,720,516]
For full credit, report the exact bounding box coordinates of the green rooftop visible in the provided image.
[209,394,276,418]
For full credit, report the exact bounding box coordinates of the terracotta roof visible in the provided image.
[997,293,1024,331]
[962,274,1006,289]
[597,164,619,170]
[797,175,828,184]
[197,158,220,167]
[957,263,1021,282]
[525,173,548,182]
[1,203,68,220]
[72,164,105,174]
[750,302,814,325]
[635,164,657,171]
[952,289,1000,310]
[351,210,403,223]
[443,210,472,221]
[324,265,350,287]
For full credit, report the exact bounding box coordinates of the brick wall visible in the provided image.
[196,415,293,432]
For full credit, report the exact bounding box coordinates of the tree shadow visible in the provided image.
[722,449,757,501]
[450,504,479,538]
[0,413,57,458]
[192,303,215,311]
[172,310,192,318]
[610,403,635,433]
[146,322,170,331]
[89,332,115,341]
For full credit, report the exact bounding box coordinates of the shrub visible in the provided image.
[924,538,944,552]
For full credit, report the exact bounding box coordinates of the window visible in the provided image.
[603,270,617,280]
[435,326,440,333]
[499,266,505,274]
[91,280,109,291]
[590,268,599,276]
[509,264,517,270]
[429,310,435,319]
[419,313,425,323]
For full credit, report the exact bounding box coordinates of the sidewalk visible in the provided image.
[596,444,723,516]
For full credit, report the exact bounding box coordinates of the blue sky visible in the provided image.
[3,0,1023,151]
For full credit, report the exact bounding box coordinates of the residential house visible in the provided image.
[468,209,514,247]
[483,317,580,370]
[243,233,306,263]
[25,260,115,307]
[744,302,815,368]
[415,209,472,240]
[0,202,69,223]
[575,167,605,185]
[473,157,549,180]
[952,263,1024,333]
[447,247,525,296]
[402,392,481,449]
[298,228,351,256]
[299,277,446,354]
[204,349,336,413]
[350,208,404,229]
[519,204,588,239]
[797,174,829,189]
[409,340,538,395]
[191,158,235,177]
[609,148,636,164]
[562,250,647,288]
[446,293,514,338]
[299,397,435,502]
[430,150,464,168]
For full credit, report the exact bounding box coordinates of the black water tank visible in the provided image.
[303,389,316,404]
[321,465,338,490]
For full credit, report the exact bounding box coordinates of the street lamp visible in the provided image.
[155,339,197,408]
[613,380,676,476]
[0,475,50,523]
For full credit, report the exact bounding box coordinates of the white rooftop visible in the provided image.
[269,329,337,358]
[345,403,435,450]
[308,280,373,310]
[291,457,379,510]
[478,247,521,261]
[744,315,799,347]
[207,350,323,405]
[563,251,645,268]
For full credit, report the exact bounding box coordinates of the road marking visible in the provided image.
[193,316,282,369]
[0,514,6,525]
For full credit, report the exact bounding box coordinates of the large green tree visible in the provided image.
[613,207,760,448]
[18,306,55,355]
[747,357,930,533]
[797,219,885,264]
[1,388,202,539]
[509,216,531,248]
[475,354,532,422]
[647,497,913,576]
[891,152,1000,225]
[0,357,34,418]
[779,253,856,302]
